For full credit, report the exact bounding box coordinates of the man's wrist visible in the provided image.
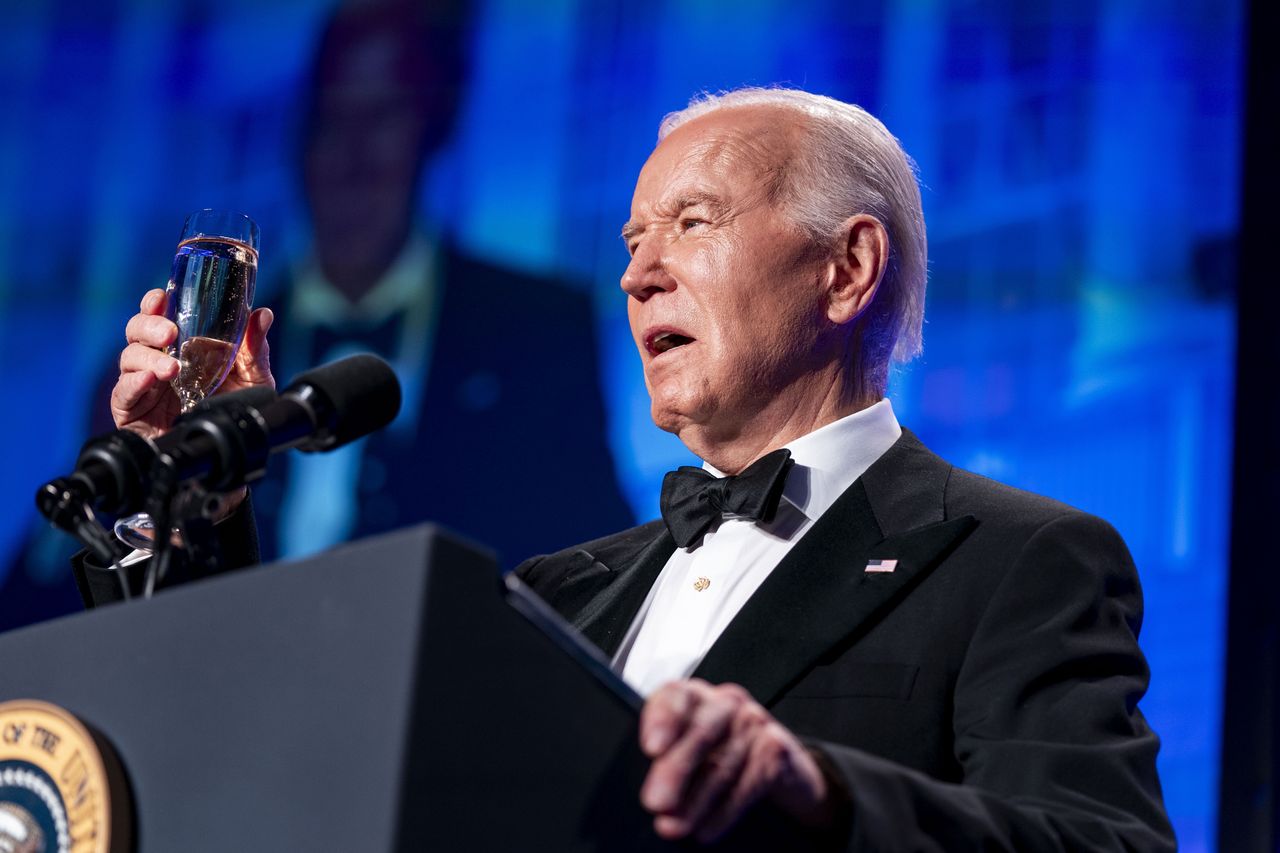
[798,744,854,848]
[212,486,248,525]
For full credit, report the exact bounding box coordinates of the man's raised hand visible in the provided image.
[110,288,275,439]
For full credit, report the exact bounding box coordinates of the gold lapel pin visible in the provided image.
[693,576,711,592]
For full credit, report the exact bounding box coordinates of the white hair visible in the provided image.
[659,88,926,393]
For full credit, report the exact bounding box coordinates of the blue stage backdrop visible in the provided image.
[0,1,1240,848]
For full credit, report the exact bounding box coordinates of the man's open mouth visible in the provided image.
[646,329,696,356]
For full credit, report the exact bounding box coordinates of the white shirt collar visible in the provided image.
[702,398,902,523]
[289,230,437,328]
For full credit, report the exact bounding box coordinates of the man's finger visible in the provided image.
[109,370,166,423]
[111,369,158,411]
[124,312,178,348]
[656,715,755,840]
[692,723,784,842]
[698,721,833,842]
[140,288,167,314]
[119,342,179,380]
[640,681,701,758]
[233,307,275,387]
[641,688,739,814]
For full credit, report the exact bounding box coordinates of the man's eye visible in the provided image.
[679,218,706,231]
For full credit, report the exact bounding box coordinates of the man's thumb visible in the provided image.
[240,307,275,387]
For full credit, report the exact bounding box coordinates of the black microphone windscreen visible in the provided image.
[286,354,402,449]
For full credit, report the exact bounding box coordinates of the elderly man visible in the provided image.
[97,87,1172,850]
[514,88,1174,850]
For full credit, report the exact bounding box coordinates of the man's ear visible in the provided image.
[825,214,889,325]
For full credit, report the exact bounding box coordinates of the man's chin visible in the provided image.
[649,395,701,437]
[649,406,688,436]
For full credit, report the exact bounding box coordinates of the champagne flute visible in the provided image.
[114,210,260,551]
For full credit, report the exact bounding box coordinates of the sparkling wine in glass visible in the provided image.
[114,210,259,552]
[166,212,260,411]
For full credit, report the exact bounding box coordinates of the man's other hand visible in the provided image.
[111,287,275,438]
[638,679,843,843]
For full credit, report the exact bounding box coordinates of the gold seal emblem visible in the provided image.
[0,700,131,853]
[693,576,711,592]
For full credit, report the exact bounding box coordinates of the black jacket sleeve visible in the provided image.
[71,493,263,608]
[812,513,1174,852]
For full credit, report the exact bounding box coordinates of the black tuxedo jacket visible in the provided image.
[515,430,1175,851]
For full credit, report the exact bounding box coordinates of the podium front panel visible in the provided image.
[0,526,671,851]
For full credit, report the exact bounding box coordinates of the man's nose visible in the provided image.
[620,237,676,301]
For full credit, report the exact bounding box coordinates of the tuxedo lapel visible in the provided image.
[568,529,677,658]
[692,431,978,706]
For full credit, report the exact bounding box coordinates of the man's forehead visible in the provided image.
[669,104,801,154]
[632,108,799,213]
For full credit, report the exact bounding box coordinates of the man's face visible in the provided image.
[621,108,833,446]
[303,28,431,284]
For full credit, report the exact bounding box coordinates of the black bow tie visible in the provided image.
[659,449,794,548]
[309,311,406,361]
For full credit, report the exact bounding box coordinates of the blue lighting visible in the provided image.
[0,2,1240,847]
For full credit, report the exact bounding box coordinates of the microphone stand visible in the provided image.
[139,454,225,599]
[141,459,177,599]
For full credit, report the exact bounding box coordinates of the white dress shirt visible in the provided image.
[615,399,903,697]
[275,232,440,559]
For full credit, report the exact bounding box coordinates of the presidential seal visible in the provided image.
[0,700,131,853]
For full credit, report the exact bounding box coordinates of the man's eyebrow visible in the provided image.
[620,192,728,243]
[664,191,728,217]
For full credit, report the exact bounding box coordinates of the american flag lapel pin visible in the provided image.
[864,558,898,573]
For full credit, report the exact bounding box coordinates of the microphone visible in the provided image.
[36,354,402,523]
[34,386,280,566]
[257,352,403,454]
